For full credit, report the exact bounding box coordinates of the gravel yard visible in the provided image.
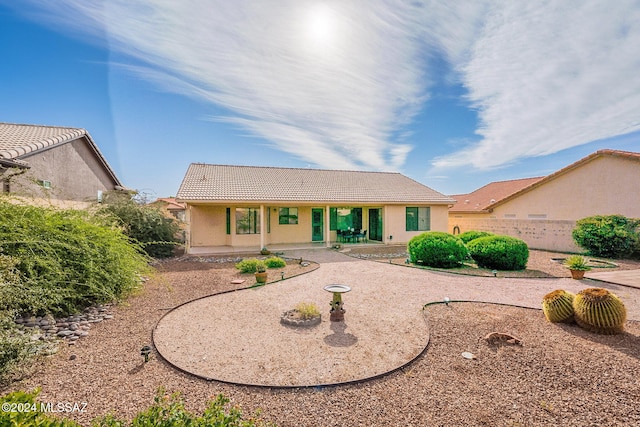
[2,249,639,426]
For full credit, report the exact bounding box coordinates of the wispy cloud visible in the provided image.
[18,0,640,173]
[24,0,434,171]
[433,0,640,169]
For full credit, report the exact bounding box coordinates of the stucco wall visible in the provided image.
[2,138,118,203]
[449,216,582,252]
[493,155,640,220]
[384,204,449,244]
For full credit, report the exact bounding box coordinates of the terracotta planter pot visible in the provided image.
[255,271,268,284]
[570,269,586,280]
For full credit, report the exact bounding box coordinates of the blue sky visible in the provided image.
[1,1,639,199]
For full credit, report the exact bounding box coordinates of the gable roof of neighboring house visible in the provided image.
[153,197,186,211]
[450,149,640,214]
[0,122,123,187]
[177,164,455,204]
[449,177,544,213]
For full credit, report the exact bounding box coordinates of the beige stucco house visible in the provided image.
[176,164,454,253]
[449,149,640,252]
[0,122,125,207]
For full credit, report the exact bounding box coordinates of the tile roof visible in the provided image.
[154,197,186,210]
[449,177,544,213]
[450,149,640,213]
[177,164,455,204]
[0,122,123,187]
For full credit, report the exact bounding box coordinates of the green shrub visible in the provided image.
[1,388,269,427]
[0,312,34,386]
[0,199,150,315]
[98,194,181,258]
[235,259,266,274]
[572,215,640,258]
[458,230,495,244]
[0,389,81,426]
[264,256,286,268]
[407,232,468,268]
[467,235,529,270]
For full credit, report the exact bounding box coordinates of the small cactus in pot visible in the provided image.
[573,288,627,335]
[542,289,575,323]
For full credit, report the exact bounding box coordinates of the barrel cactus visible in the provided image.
[542,289,575,323]
[573,288,627,335]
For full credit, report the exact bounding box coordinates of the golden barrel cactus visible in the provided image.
[573,288,627,335]
[542,289,575,323]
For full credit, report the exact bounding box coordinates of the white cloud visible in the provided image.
[433,0,640,169]
[23,0,435,171]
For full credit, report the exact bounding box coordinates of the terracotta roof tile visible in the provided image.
[449,177,544,213]
[177,164,454,204]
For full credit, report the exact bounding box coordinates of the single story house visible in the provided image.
[449,149,640,252]
[176,164,454,253]
[0,122,126,207]
[151,197,187,222]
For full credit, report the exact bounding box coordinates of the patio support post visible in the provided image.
[259,204,265,250]
[325,205,331,247]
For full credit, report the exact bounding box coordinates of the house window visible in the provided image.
[330,207,362,231]
[528,214,547,219]
[226,208,231,235]
[278,207,298,224]
[40,180,51,189]
[236,208,260,234]
[406,207,430,231]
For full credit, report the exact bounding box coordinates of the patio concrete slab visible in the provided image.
[585,269,640,289]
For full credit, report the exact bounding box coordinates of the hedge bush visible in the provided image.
[0,199,150,316]
[572,215,640,258]
[467,235,529,270]
[458,230,495,244]
[407,232,468,268]
[98,194,181,258]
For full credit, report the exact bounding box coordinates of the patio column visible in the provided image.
[325,205,331,247]
[260,204,265,249]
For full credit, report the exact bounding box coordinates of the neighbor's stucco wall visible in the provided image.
[492,155,640,220]
[1,138,118,203]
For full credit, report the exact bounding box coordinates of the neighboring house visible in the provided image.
[449,149,640,252]
[176,164,454,253]
[151,197,187,222]
[0,122,125,207]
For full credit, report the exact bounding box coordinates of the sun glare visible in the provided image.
[306,4,336,46]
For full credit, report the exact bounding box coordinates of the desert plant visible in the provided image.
[0,199,150,315]
[294,302,320,320]
[407,232,468,268]
[256,262,267,273]
[541,289,575,323]
[0,389,81,426]
[458,230,495,244]
[572,215,640,258]
[264,256,286,268]
[563,255,591,271]
[260,247,271,255]
[573,288,627,335]
[235,259,266,274]
[98,193,181,258]
[467,235,529,271]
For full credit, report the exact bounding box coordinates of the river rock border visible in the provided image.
[14,304,114,347]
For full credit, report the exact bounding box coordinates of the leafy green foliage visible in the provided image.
[93,388,270,426]
[458,230,495,244]
[264,257,286,269]
[572,215,640,258]
[98,194,181,258]
[0,389,81,426]
[1,388,270,427]
[0,198,150,315]
[563,255,591,271]
[235,259,266,274]
[294,302,320,320]
[407,232,468,268]
[0,311,34,386]
[467,235,529,271]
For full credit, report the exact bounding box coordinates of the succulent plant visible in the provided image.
[542,289,575,323]
[573,288,627,335]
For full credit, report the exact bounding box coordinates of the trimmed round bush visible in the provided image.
[458,230,495,244]
[572,215,640,258]
[407,232,468,268]
[467,235,529,270]
[235,259,265,273]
